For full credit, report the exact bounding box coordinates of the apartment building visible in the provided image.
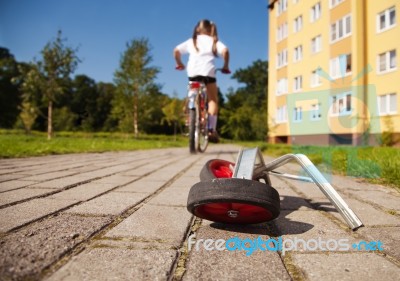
[268,0,400,145]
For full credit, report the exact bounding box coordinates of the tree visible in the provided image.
[219,60,268,140]
[37,30,79,139]
[162,95,185,140]
[114,38,159,137]
[0,47,21,128]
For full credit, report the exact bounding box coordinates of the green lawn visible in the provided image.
[0,130,187,158]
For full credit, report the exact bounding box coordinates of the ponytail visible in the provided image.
[192,19,219,56]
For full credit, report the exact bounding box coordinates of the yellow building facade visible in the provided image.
[268,0,400,145]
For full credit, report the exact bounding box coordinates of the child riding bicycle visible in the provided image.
[174,19,230,143]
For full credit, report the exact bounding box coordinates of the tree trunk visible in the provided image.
[133,93,138,138]
[47,100,53,140]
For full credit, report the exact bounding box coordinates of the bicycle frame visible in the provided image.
[187,81,209,153]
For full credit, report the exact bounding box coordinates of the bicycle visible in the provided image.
[176,67,230,153]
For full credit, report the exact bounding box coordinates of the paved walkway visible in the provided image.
[0,144,399,281]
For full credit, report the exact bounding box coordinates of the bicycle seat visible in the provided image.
[189,81,201,89]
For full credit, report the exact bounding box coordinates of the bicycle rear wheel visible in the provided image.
[189,109,196,153]
[196,94,209,152]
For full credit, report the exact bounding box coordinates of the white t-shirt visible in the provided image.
[176,34,227,78]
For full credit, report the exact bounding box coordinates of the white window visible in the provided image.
[294,76,303,92]
[277,0,288,16]
[294,15,303,33]
[277,22,288,42]
[378,50,397,73]
[311,68,322,87]
[277,49,288,68]
[294,45,303,62]
[276,78,288,95]
[311,35,322,54]
[293,107,303,122]
[331,14,351,43]
[331,93,352,116]
[330,54,352,79]
[276,105,287,123]
[310,2,321,22]
[329,0,344,9]
[378,93,397,115]
[310,103,322,120]
[377,6,396,33]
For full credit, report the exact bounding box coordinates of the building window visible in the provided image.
[311,68,322,87]
[331,14,351,43]
[294,45,303,62]
[276,105,287,123]
[276,78,288,95]
[293,107,303,122]
[329,0,344,9]
[277,22,288,42]
[294,15,303,33]
[311,35,322,54]
[330,54,352,79]
[310,103,322,120]
[378,93,397,115]
[377,6,396,33]
[277,0,288,16]
[378,49,396,73]
[294,76,303,92]
[310,2,321,23]
[331,93,352,116]
[277,49,288,69]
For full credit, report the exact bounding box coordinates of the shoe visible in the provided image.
[208,130,219,143]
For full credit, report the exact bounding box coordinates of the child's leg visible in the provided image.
[206,82,218,131]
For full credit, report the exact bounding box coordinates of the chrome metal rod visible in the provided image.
[264,154,364,230]
[268,170,314,183]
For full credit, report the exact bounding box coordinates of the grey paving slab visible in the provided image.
[346,189,400,211]
[183,221,291,281]
[90,174,138,185]
[48,182,116,201]
[28,177,92,189]
[0,198,78,232]
[105,204,192,247]
[65,191,148,216]
[327,198,400,226]
[357,226,400,260]
[0,187,54,206]
[0,180,39,192]
[20,170,79,181]
[116,179,165,193]
[0,214,111,281]
[291,252,400,281]
[149,187,189,207]
[45,247,176,281]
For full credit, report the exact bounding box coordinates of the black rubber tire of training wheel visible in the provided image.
[187,178,280,224]
[200,159,234,181]
[189,109,196,153]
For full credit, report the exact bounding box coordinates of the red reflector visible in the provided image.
[190,82,201,89]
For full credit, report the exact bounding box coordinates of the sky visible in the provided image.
[0,0,270,99]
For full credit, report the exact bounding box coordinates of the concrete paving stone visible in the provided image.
[357,226,400,260]
[149,187,189,207]
[0,180,38,192]
[116,180,165,193]
[28,177,92,189]
[331,174,388,192]
[0,188,54,206]
[105,204,191,247]
[0,213,112,281]
[170,176,199,189]
[48,183,116,201]
[346,189,400,211]
[291,252,400,281]
[45,247,176,281]
[91,174,138,185]
[65,191,148,216]
[273,210,359,247]
[183,221,291,281]
[0,198,78,232]
[0,174,26,182]
[20,170,79,181]
[327,198,400,227]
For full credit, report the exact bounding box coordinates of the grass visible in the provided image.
[0,130,187,158]
[238,141,400,190]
